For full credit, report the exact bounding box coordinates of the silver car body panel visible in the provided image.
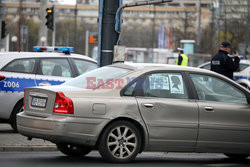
[196,101,250,153]
[137,97,198,151]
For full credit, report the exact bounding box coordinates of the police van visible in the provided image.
[0,47,97,131]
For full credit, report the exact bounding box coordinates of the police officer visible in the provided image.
[211,41,240,80]
[176,48,188,66]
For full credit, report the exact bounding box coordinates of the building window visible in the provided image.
[184,3,196,7]
[201,4,208,8]
[168,3,180,7]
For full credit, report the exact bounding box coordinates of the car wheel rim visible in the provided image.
[107,126,137,159]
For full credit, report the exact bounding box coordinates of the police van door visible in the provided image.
[0,58,37,119]
[35,58,73,86]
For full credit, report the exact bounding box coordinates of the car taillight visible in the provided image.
[54,92,74,114]
[0,75,6,81]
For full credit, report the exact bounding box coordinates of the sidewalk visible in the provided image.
[0,124,57,151]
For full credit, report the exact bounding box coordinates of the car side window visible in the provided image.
[73,59,97,75]
[142,72,188,99]
[190,74,248,104]
[123,81,137,96]
[3,59,35,73]
[39,58,72,77]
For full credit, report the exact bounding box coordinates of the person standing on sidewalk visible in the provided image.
[176,48,188,66]
[211,41,240,80]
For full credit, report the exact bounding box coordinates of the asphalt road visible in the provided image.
[0,152,250,167]
[1,123,250,167]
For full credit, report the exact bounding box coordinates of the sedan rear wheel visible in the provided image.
[56,143,92,157]
[98,121,141,163]
[225,154,249,160]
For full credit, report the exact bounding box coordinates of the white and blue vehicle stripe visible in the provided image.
[0,77,65,93]
[234,76,250,81]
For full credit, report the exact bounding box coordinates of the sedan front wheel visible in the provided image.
[56,143,92,157]
[98,120,141,163]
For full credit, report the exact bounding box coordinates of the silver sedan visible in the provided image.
[17,63,250,163]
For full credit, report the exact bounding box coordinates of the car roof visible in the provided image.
[111,62,217,74]
[0,52,96,69]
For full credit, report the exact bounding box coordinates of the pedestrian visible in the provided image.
[176,48,188,66]
[211,41,240,80]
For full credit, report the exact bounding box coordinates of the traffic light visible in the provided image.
[1,21,6,39]
[45,7,54,30]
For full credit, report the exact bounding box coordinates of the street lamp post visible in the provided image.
[217,0,222,49]
[11,36,17,51]
[74,0,77,48]
[197,0,201,53]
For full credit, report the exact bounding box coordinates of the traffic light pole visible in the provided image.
[0,0,2,44]
[38,0,48,46]
[98,0,172,67]
[98,0,121,67]
[52,5,55,47]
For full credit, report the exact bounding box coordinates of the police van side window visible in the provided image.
[239,64,249,72]
[39,59,72,77]
[3,59,35,73]
[73,59,97,75]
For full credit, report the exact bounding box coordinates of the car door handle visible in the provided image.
[39,82,51,86]
[204,106,214,112]
[143,103,154,108]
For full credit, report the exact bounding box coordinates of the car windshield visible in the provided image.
[63,66,132,89]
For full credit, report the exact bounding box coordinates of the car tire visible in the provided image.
[224,154,249,159]
[98,120,141,163]
[56,143,92,157]
[10,100,23,132]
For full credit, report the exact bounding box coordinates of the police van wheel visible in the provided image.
[10,101,23,132]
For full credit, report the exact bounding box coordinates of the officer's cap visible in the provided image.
[177,48,184,51]
[220,41,232,49]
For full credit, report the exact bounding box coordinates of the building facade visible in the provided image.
[3,0,212,29]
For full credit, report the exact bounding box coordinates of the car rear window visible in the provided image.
[63,66,131,89]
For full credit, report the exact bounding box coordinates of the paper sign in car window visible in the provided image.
[169,74,184,94]
[149,74,169,90]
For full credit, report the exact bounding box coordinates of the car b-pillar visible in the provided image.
[98,0,121,67]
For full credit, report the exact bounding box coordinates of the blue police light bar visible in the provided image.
[33,46,74,53]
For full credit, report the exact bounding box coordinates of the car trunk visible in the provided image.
[24,87,57,117]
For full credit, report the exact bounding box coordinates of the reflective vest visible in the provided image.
[176,54,188,66]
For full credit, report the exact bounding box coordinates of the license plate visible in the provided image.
[31,97,47,108]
